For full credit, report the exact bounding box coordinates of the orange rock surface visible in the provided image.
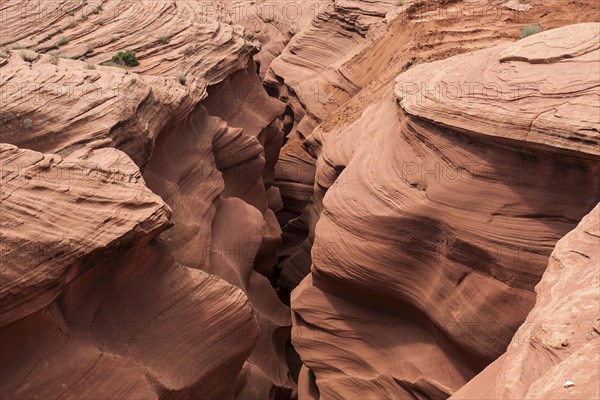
[1,1,599,399]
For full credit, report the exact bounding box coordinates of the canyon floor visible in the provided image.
[0,0,599,399]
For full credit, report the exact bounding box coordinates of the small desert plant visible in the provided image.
[157,35,171,45]
[520,24,541,38]
[20,50,36,62]
[12,43,27,50]
[110,35,119,43]
[58,36,70,46]
[85,44,94,54]
[110,50,139,67]
[68,20,77,28]
[49,52,59,64]
[80,13,88,21]
[177,73,187,85]
[395,0,404,6]
[85,62,96,70]
[69,11,75,17]
[92,5,102,14]
[402,56,418,72]
[59,54,70,59]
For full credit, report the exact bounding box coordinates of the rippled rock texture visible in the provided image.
[0,144,258,399]
[290,23,599,398]
[1,0,599,399]
[452,203,600,400]
[0,1,293,398]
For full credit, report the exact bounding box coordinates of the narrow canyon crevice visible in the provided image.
[1,1,599,399]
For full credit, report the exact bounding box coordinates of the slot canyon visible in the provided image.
[0,1,598,399]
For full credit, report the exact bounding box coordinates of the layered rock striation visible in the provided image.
[290,23,600,398]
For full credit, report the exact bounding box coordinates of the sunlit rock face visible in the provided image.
[290,23,600,398]
[1,0,599,398]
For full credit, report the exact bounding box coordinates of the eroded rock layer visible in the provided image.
[1,1,294,397]
[0,144,259,399]
[452,203,600,400]
[1,0,600,398]
[273,0,600,294]
[290,23,600,398]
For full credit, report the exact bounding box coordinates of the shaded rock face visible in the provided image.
[452,203,600,400]
[0,144,258,399]
[1,1,599,399]
[0,1,295,398]
[289,23,599,398]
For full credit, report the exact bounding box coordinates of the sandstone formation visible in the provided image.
[273,0,600,294]
[1,0,599,398]
[452,203,600,400]
[1,1,294,397]
[0,144,258,399]
[289,23,599,398]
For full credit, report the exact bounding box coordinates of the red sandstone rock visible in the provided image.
[452,203,600,399]
[1,1,599,399]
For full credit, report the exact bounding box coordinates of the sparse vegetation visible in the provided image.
[85,62,96,70]
[80,14,88,21]
[92,6,102,14]
[402,56,418,72]
[69,11,75,17]
[177,73,187,85]
[68,20,77,28]
[58,36,70,46]
[110,50,139,67]
[520,24,541,38]
[395,0,404,6]
[85,45,94,54]
[20,50,37,62]
[157,35,171,45]
[12,43,27,50]
[49,52,59,65]
[110,35,120,43]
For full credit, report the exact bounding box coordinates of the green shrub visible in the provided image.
[85,45,94,54]
[177,73,187,85]
[110,50,139,67]
[521,24,541,38]
[58,36,70,46]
